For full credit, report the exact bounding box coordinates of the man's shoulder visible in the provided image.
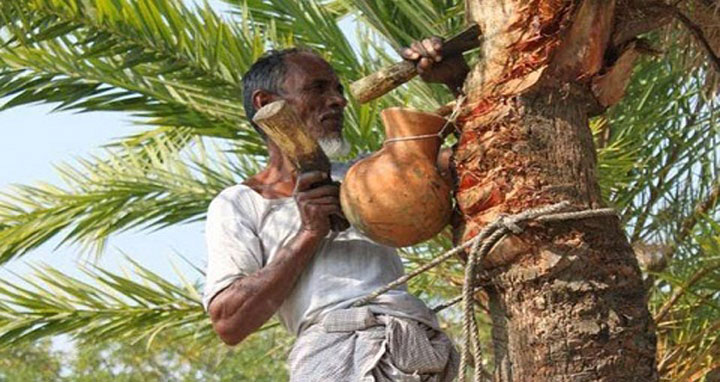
[207,184,258,219]
[215,183,254,199]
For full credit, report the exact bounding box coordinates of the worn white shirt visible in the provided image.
[202,182,438,335]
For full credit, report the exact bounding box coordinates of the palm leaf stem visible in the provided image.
[654,263,720,322]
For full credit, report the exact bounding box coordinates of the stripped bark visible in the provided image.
[454,1,659,380]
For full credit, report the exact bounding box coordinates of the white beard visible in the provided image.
[318,136,351,159]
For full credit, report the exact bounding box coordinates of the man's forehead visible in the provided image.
[283,52,338,83]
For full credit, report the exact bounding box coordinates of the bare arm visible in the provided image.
[208,230,323,345]
[207,171,343,345]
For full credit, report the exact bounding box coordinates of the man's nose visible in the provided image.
[327,90,348,109]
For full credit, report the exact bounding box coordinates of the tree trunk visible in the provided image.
[454,1,658,380]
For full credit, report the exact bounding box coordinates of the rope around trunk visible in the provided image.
[457,202,619,381]
[352,201,617,381]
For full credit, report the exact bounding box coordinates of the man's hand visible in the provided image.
[401,37,470,95]
[294,171,344,237]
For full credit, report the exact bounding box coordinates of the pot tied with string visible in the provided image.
[340,107,452,247]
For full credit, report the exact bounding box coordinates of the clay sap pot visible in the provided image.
[340,107,452,247]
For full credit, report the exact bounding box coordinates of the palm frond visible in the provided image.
[335,0,466,50]
[0,258,208,348]
[652,221,720,381]
[0,0,269,150]
[0,137,258,263]
[223,0,361,75]
[598,38,720,251]
[0,255,289,350]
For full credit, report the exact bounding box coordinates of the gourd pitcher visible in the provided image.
[340,107,452,247]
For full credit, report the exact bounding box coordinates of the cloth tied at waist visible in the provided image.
[289,307,459,382]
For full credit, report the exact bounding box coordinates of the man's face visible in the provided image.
[280,53,349,156]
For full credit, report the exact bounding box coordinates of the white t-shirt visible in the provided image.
[202,184,438,335]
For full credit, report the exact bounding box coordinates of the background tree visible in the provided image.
[0,334,290,381]
[0,0,718,381]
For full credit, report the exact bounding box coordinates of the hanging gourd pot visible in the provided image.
[340,107,452,247]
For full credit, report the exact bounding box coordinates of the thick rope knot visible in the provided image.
[497,214,524,234]
[350,201,618,382]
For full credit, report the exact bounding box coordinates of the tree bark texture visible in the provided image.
[454,1,658,380]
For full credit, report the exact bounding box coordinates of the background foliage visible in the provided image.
[0,0,718,381]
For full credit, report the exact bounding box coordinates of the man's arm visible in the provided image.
[208,171,342,346]
[208,230,323,345]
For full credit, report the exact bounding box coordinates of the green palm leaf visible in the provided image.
[0,258,207,348]
[0,0,269,150]
[0,137,257,263]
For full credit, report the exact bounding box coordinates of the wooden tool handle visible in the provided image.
[253,100,349,232]
[350,61,416,104]
[350,24,481,104]
[253,100,330,173]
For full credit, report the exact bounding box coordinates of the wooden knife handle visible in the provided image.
[252,100,349,232]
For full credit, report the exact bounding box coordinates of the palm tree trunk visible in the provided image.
[454,1,658,380]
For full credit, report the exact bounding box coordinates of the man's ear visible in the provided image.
[252,89,276,112]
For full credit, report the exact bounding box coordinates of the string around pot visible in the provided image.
[382,95,466,146]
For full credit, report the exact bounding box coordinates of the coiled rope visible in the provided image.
[352,201,618,381]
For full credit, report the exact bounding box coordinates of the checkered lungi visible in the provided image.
[288,307,459,382]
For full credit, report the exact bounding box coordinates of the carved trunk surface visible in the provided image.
[455,0,658,380]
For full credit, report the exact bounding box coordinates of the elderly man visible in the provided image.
[203,38,469,381]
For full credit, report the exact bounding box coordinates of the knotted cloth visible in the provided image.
[288,307,459,382]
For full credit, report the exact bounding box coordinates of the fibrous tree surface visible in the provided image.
[454,1,659,380]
